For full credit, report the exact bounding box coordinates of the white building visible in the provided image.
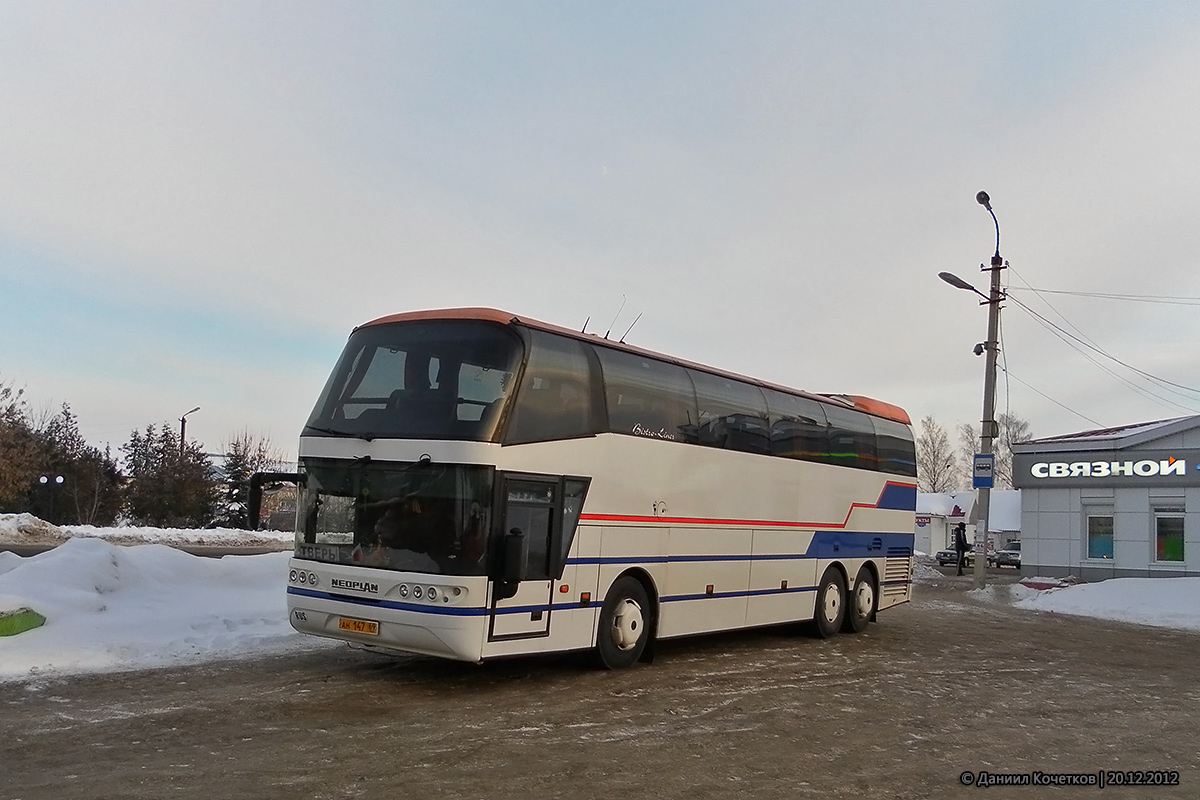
[916,490,1021,555]
[1012,417,1200,580]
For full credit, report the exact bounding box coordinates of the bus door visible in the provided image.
[489,476,560,640]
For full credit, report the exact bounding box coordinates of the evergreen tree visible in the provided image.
[121,424,217,527]
[29,404,124,525]
[214,431,284,528]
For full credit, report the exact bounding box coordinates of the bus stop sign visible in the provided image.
[973,453,995,488]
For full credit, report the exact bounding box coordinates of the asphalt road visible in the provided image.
[2,579,1196,800]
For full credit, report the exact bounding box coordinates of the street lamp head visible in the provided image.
[938,271,976,292]
[976,191,992,210]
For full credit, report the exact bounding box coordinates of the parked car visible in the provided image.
[934,547,996,568]
[995,541,1021,568]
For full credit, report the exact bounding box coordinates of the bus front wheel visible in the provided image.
[595,576,651,669]
[807,567,846,639]
[841,567,875,634]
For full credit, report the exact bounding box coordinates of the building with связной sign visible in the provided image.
[1012,416,1200,580]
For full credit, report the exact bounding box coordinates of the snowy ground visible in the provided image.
[3,513,1200,685]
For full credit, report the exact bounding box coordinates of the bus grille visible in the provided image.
[882,556,912,595]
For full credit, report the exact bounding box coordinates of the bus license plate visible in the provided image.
[338,617,379,636]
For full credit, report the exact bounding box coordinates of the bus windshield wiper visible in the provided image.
[303,424,361,439]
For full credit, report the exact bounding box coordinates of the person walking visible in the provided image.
[953,522,970,576]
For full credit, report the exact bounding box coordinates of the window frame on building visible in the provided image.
[1084,511,1115,560]
[1152,504,1186,565]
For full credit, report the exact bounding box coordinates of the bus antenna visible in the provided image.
[581,315,590,333]
[603,294,626,339]
[618,312,643,343]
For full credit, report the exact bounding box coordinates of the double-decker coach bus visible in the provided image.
[278,308,916,669]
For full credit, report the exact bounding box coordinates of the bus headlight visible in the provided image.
[427,587,438,601]
[413,586,423,599]
[398,584,409,598]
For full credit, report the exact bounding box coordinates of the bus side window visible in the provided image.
[764,390,831,463]
[505,331,600,444]
[595,347,697,443]
[824,404,878,471]
[873,417,917,477]
[688,369,770,455]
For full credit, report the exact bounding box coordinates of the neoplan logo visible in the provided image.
[1029,457,1186,479]
[330,578,379,594]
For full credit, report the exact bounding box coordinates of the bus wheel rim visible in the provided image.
[855,582,874,618]
[612,599,643,651]
[822,584,840,622]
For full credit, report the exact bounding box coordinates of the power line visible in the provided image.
[1006,295,1200,398]
[997,366,1105,428]
[1005,295,1200,415]
[1008,287,1200,306]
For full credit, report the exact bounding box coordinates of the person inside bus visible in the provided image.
[373,499,431,551]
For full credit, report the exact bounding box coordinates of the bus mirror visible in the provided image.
[248,472,305,531]
[502,528,527,584]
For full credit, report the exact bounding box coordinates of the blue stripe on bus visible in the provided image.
[291,578,911,617]
[876,483,917,511]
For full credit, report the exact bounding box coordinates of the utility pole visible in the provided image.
[938,191,1006,590]
[972,191,1005,590]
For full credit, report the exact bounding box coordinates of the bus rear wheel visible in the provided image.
[841,567,875,634]
[595,575,651,670]
[806,567,845,639]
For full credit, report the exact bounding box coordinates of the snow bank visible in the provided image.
[0,512,293,549]
[1011,576,1200,632]
[0,537,329,684]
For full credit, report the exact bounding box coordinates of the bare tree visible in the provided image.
[994,412,1032,488]
[956,422,978,490]
[954,414,1032,489]
[915,415,956,492]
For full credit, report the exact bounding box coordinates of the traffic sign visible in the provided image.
[973,453,995,488]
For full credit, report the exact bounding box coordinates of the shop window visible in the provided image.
[1086,515,1113,559]
[1154,508,1185,563]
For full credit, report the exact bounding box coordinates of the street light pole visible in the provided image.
[938,191,1006,590]
[179,407,200,455]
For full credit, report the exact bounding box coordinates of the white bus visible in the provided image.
[278,308,916,669]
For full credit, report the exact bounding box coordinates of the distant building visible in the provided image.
[916,489,1020,555]
[1012,416,1200,580]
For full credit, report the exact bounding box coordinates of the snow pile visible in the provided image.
[0,512,68,545]
[0,537,329,684]
[913,559,943,581]
[1011,576,1200,632]
[62,523,292,548]
[0,512,292,549]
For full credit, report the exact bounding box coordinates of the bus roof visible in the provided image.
[358,307,911,425]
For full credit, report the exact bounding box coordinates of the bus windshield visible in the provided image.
[304,320,523,441]
[295,459,495,577]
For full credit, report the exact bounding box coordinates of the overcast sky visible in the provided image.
[4,2,1200,461]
